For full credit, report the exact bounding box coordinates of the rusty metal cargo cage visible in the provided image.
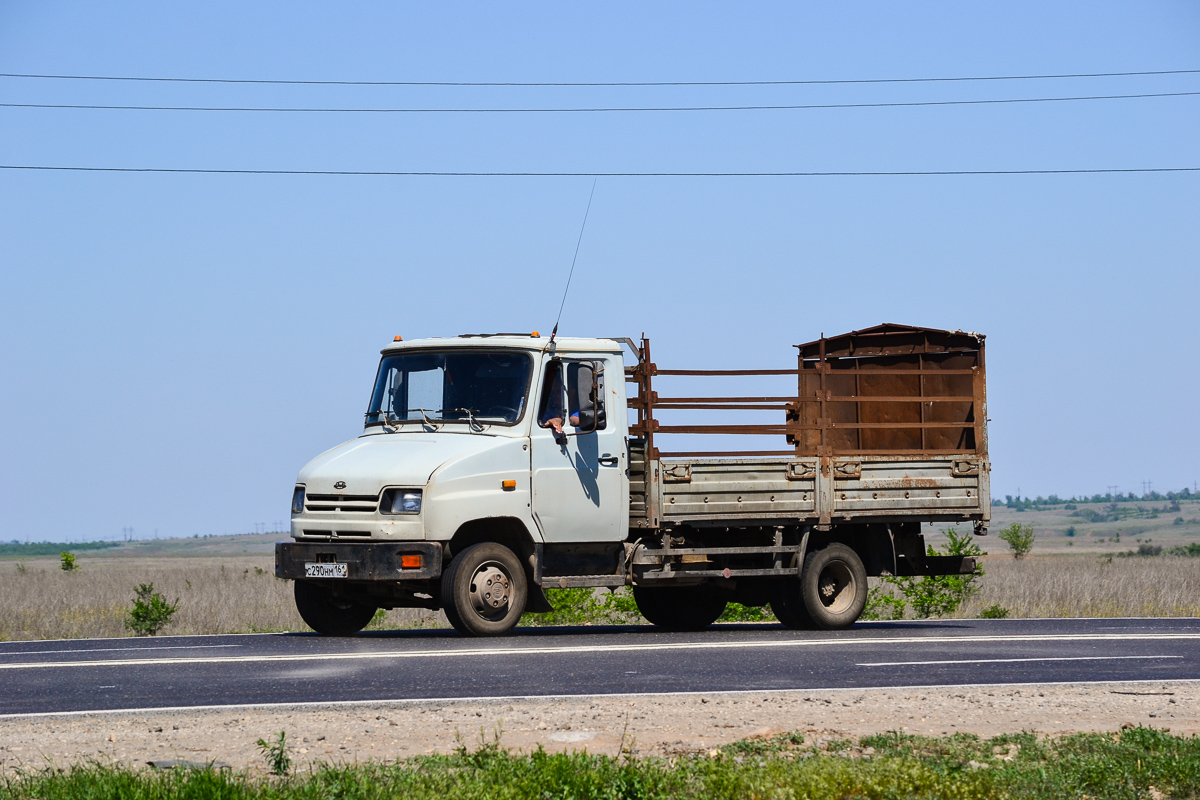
[626,323,987,461]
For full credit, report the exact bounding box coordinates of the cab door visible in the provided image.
[530,354,627,543]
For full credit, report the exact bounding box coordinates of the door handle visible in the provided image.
[598,455,619,466]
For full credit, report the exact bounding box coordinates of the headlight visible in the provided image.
[381,488,422,515]
[291,487,305,514]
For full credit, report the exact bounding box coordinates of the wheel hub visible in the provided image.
[469,563,512,618]
[817,561,854,613]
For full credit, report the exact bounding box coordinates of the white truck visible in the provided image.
[276,324,990,636]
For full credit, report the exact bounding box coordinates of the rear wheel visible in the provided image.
[633,585,727,631]
[294,580,377,636]
[800,544,868,630]
[769,579,816,629]
[441,543,528,636]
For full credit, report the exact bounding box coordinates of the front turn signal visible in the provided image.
[400,554,422,569]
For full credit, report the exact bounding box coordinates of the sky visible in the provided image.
[0,2,1197,541]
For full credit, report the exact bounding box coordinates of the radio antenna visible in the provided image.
[549,179,597,345]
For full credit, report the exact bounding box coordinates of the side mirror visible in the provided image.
[572,363,604,433]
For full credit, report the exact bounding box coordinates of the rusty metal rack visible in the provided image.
[625,323,987,461]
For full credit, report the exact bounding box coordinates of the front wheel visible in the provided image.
[633,585,727,631]
[441,543,528,636]
[800,544,868,630]
[294,580,377,636]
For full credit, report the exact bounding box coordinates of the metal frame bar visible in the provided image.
[622,331,985,462]
[635,545,798,557]
[639,567,798,580]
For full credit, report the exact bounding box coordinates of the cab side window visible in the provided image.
[537,362,565,428]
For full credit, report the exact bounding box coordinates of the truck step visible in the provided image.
[541,575,626,589]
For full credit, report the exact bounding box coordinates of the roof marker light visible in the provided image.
[531,331,540,337]
[393,335,403,341]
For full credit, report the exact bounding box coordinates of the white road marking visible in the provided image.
[4,677,1200,720]
[0,632,1196,671]
[0,644,243,657]
[858,655,1183,667]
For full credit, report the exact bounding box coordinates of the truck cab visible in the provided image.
[279,334,631,635]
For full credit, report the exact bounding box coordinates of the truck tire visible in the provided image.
[768,579,816,629]
[294,580,377,636]
[633,585,727,631]
[800,544,868,630]
[441,543,528,636]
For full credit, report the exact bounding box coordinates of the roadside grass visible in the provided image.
[3,727,1198,799]
[3,553,1198,641]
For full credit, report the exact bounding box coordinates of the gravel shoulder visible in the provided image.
[3,681,1197,774]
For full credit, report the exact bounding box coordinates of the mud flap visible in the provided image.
[524,583,555,613]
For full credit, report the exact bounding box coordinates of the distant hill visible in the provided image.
[0,533,281,559]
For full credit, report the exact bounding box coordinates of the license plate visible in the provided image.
[305,562,348,579]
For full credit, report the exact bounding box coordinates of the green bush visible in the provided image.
[979,604,1010,619]
[717,602,775,622]
[998,522,1035,559]
[124,582,179,636]
[522,587,641,626]
[59,551,78,571]
[863,528,986,620]
[527,587,779,626]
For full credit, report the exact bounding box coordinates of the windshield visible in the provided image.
[366,350,533,427]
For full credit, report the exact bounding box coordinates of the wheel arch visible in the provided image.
[448,516,537,560]
[817,523,910,577]
[446,517,553,613]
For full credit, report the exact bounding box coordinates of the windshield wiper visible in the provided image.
[370,408,437,431]
[372,407,485,432]
[439,408,485,432]
[410,408,439,428]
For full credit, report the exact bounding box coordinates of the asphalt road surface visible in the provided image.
[4,618,1198,716]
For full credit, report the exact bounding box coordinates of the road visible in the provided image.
[3,618,1198,717]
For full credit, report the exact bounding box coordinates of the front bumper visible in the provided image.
[275,541,443,581]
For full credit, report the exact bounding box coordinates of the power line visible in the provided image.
[2,165,1197,177]
[2,91,1196,114]
[1,68,1197,87]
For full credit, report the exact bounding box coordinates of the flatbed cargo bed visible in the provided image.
[626,324,990,532]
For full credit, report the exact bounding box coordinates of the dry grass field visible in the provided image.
[1,549,1198,641]
[0,556,441,641]
[946,554,1200,618]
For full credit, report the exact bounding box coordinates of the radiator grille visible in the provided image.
[304,494,378,513]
